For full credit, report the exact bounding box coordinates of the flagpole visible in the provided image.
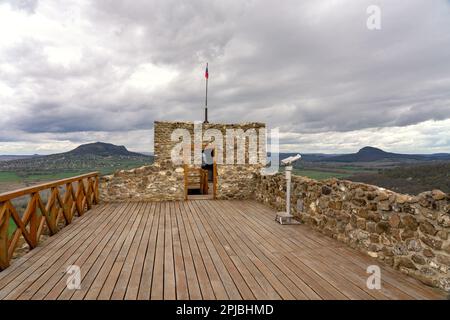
[204,63,209,124]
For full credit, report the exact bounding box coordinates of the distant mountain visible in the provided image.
[348,162,450,194]
[323,146,450,163]
[278,153,339,162]
[0,142,153,172]
[0,155,38,162]
[66,142,144,157]
[140,152,154,156]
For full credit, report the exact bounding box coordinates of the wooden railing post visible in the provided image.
[0,172,99,271]
[0,202,10,270]
[94,175,99,204]
[27,193,40,244]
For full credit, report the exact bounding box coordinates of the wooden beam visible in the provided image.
[0,172,99,202]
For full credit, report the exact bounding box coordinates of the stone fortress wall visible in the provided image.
[99,120,450,291]
[255,173,450,292]
[100,121,266,201]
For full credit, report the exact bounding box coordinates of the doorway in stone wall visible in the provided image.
[184,146,216,200]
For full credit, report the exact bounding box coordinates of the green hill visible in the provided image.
[0,142,153,182]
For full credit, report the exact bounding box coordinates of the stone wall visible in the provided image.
[154,121,266,200]
[100,120,266,201]
[255,173,450,291]
[154,121,266,165]
[216,164,261,199]
[100,163,184,202]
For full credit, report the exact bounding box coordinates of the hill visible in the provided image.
[0,142,153,180]
[0,155,37,162]
[323,146,450,162]
[348,162,450,194]
[280,147,450,194]
[67,142,144,157]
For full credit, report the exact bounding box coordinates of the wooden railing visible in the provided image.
[0,172,99,270]
[184,165,209,199]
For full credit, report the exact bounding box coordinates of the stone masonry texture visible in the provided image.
[101,121,266,201]
[100,120,450,292]
[255,173,450,292]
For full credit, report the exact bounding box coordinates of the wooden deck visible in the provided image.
[0,200,445,300]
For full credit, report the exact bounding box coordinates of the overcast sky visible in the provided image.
[1,0,449,154]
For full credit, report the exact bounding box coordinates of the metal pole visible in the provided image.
[285,165,292,216]
[204,63,209,124]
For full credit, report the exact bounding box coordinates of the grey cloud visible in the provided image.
[1,0,38,13]
[1,0,450,153]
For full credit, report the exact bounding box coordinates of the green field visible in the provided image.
[0,159,152,184]
[293,169,350,180]
[8,218,16,236]
[0,172,22,182]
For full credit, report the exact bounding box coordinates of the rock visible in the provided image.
[401,230,416,240]
[401,215,418,231]
[378,202,391,211]
[391,228,401,241]
[431,190,446,201]
[321,186,332,195]
[356,230,369,240]
[389,214,400,228]
[420,208,438,220]
[437,230,448,240]
[356,218,366,230]
[384,257,394,266]
[377,191,389,201]
[406,239,422,252]
[394,257,417,270]
[439,278,450,292]
[437,214,450,228]
[366,221,377,233]
[396,194,411,204]
[328,201,342,210]
[412,254,426,265]
[442,243,450,255]
[366,193,376,201]
[393,244,408,256]
[436,254,450,266]
[356,208,369,219]
[419,221,437,236]
[421,236,443,250]
[345,223,354,233]
[370,234,380,243]
[418,192,434,208]
[382,247,394,257]
[352,198,367,207]
[423,248,435,258]
[376,221,391,234]
[409,269,438,288]
[367,212,381,222]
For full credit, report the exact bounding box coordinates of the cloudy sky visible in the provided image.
[1,0,449,155]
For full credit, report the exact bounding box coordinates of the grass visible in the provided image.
[0,172,21,182]
[339,166,376,172]
[25,171,84,181]
[0,158,153,239]
[293,169,350,180]
[0,159,153,184]
[8,218,16,236]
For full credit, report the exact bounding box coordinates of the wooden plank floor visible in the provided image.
[0,200,445,300]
